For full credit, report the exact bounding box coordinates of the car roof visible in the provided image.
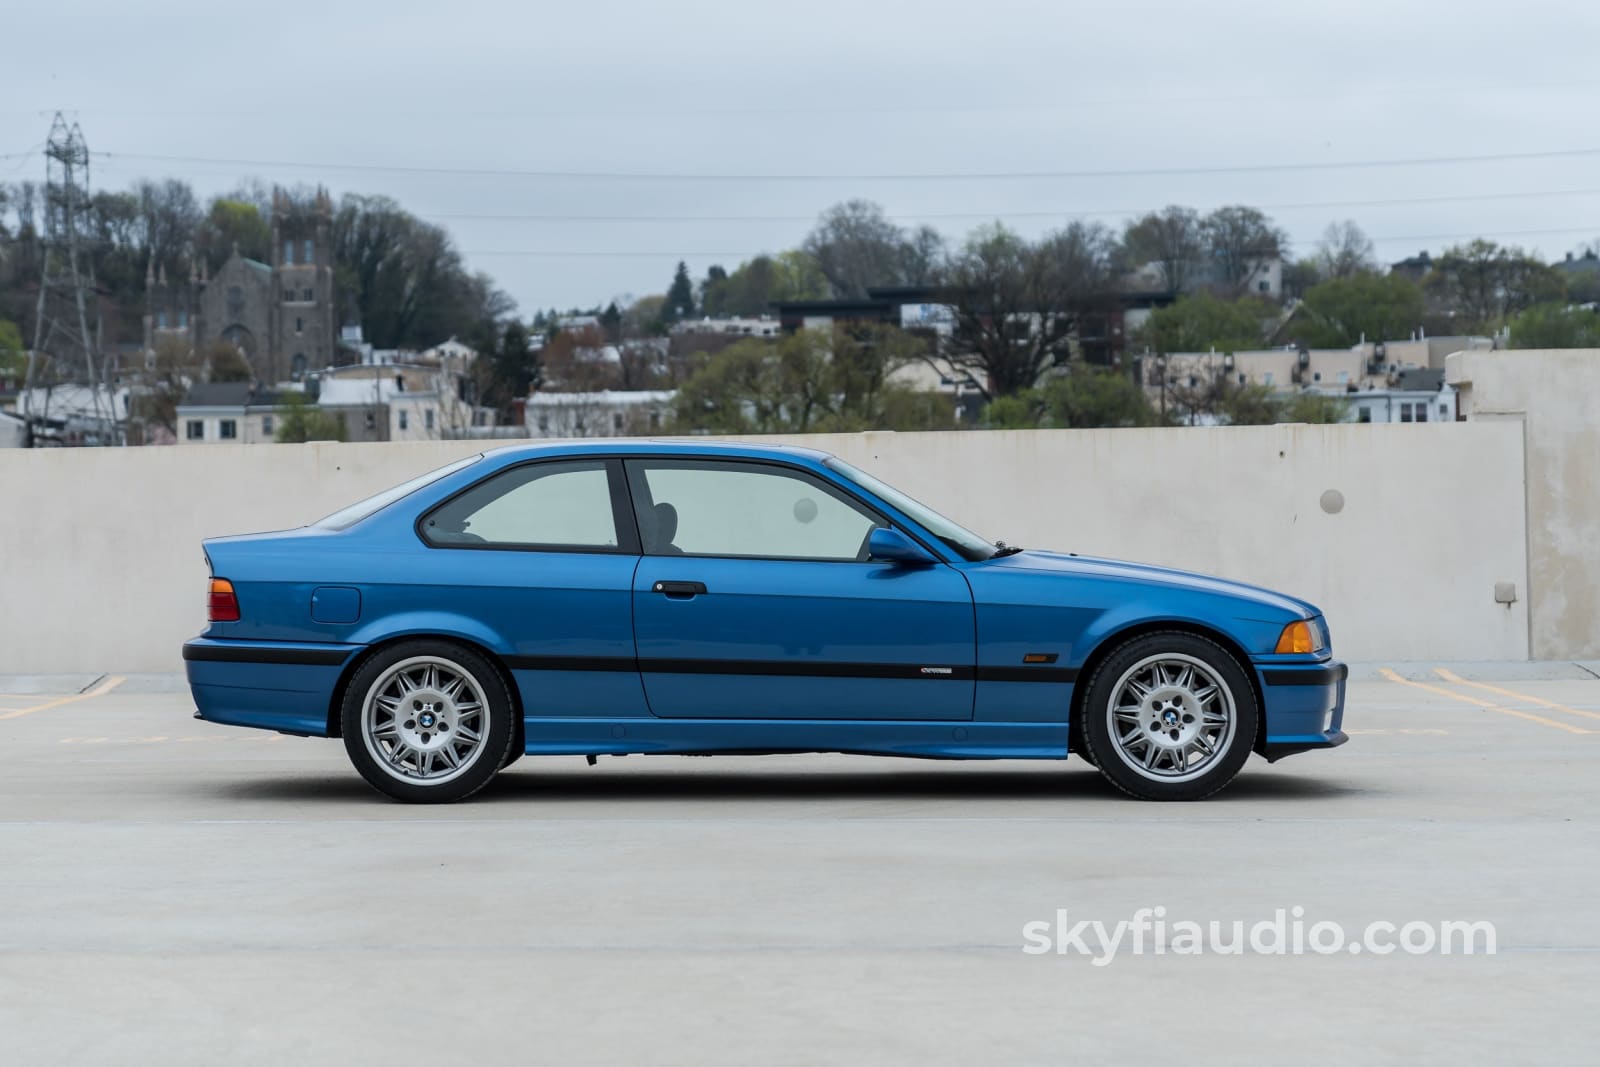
[479,439,836,464]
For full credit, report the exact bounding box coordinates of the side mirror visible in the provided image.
[868,526,936,565]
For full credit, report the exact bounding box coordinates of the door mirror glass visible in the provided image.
[867,527,935,565]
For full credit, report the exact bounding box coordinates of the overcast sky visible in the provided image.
[5,0,1599,314]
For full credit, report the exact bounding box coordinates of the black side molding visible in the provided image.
[183,643,350,667]
[500,656,1077,683]
[1261,663,1349,687]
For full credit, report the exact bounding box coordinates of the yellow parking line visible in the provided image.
[1432,668,1600,724]
[0,675,127,720]
[1379,668,1592,735]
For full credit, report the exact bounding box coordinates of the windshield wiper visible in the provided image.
[992,541,1025,558]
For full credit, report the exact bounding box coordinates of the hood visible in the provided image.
[987,549,1319,619]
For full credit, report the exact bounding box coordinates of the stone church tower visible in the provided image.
[268,186,337,383]
[144,185,339,384]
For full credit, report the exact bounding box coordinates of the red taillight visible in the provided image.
[208,578,241,622]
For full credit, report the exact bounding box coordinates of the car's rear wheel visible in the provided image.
[341,641,514,803]
[1081,632,1257,801]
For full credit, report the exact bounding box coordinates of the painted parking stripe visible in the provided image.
[0,675,127,720]
[1378,667,1592,734]
[1432,668,1600,724]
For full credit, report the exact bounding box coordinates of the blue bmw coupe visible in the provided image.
[184,441,1347,802]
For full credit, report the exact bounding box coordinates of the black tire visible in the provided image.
[1081,631,1258,801]
[341,640,515,803]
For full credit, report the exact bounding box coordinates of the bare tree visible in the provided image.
[1315,220,1376,279]
[803,199,910,298]
[1122,205,1204,293]
[936,222,1116,399]
[1202,206,1288,294]
[897,225,946,286]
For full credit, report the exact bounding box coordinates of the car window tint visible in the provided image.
[423,460,618,549]
[629,461,877,561]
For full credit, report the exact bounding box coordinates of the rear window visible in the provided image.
[314,455,483,531]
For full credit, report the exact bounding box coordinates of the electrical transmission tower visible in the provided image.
[25,113,119,445]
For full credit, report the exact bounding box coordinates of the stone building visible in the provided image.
[144,186,339,384]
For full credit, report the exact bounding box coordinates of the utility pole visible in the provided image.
[26,113,118,446]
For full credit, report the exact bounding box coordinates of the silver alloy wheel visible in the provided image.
[361,655,489,786]
[1106,653,1236,783]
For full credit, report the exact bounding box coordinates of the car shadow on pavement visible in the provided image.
[210,763,1364,805]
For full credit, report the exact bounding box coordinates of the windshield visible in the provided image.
[314,455,483,531]
[826,458,997,562]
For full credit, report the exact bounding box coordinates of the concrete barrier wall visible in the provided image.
[1449,349,1600,660]
[0,422,1530,673]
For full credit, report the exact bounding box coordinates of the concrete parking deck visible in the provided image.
[3,669,1599,1064]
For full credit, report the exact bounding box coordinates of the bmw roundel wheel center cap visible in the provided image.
[398,691,454,750]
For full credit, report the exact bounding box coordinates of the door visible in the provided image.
[624,458,975,720]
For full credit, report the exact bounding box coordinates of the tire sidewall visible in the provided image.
[341,640,515,803]
[1081,632,1259,801]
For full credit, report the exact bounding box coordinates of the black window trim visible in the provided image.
[619,455,945,565]
[415,456,641,556]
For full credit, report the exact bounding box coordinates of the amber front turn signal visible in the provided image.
[1274,620,1315,654]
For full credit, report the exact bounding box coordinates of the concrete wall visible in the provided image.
[1449,349,1600,659]
[0,422,1530,673]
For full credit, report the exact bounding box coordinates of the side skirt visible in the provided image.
[518,718,1071,760]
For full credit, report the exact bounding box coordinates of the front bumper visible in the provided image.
[1256,659,1348,762]
[184,638,360,736]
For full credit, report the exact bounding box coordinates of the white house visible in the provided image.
[526,390,677,438]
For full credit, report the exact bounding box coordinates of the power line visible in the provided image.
[422,186,1600,225]
[95,145,1600,183]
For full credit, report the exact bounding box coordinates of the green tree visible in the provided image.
[1280,392,1350,424]
[1143,293,1270,354]
[206,341,253,382]
[1217,383,1281,426]
[1295,273,1425,348]
[482,321,537,414]
[599,301,623,343]
[663,261,696,322]
[0,318,24,380]
[980,393,1043,429]
[1037,366,1160,428]
[195,198,272,270]
[275,392,347,442]
[1507,303,1600,348]
[332,194,514,349]
[669,326,952,434]
[701,251,828,317]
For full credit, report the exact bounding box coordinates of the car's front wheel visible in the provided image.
[341,641,514,803]
[1081,632,1258,801]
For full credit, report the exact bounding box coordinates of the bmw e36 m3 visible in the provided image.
[184,441,1347,803]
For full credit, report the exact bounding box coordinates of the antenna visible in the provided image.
[25,113,120,445]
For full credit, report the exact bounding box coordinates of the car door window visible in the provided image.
[626,460,880,561]
[421,459,623,550]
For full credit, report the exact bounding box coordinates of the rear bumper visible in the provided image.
[1257,659,1348,762]
[184,638,360,736]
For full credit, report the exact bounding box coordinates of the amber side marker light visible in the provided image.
[208,578,241,623]
[1274,620,1315,654]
